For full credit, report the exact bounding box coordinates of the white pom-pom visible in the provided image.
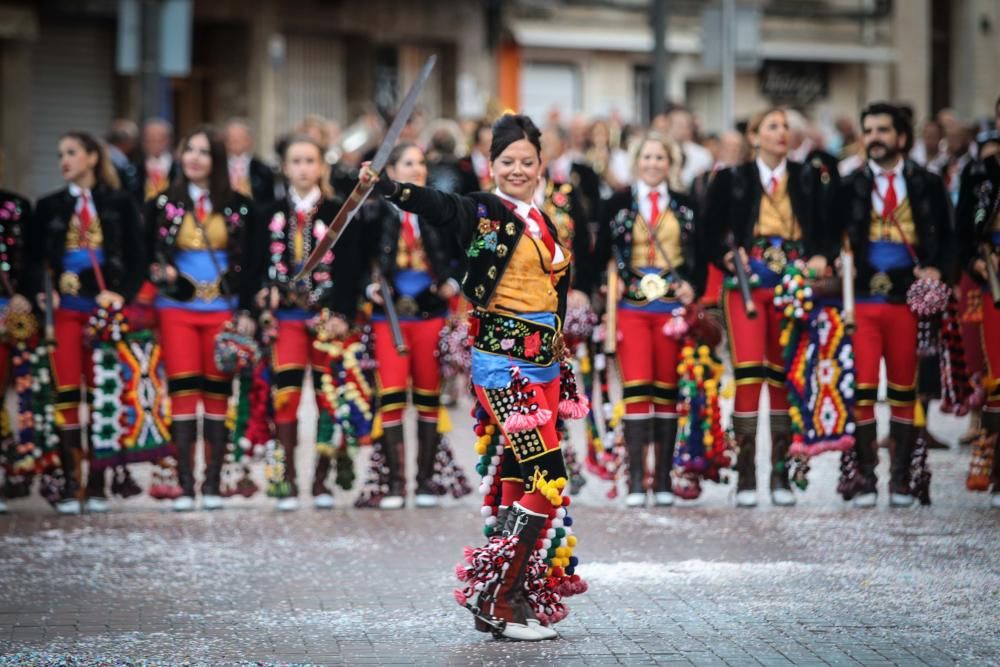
[485,515,497,526]
[480,506,493,517]
[546,528,556,539]
[556,508,567,519]
[479,483,489,494]
[542,538,552,549]
[551,519,563,529]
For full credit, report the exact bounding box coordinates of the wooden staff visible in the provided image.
[603,259,618,356]
[840,237,856,333]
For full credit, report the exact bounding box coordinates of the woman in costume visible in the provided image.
[31,131,145,514]
[146,125,257,512]
[595,133,703,507]
[704,108,831,508]
[256,134,364,511]
[360,142,462,510]
[363,114,586,641]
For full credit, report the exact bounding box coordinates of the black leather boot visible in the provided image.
[201,419,228,508]
[652,417,677,505]
[732,415,758,506]
[888,420,916,507]
[414,420,440,507]
[379,423,405,509]
[769,413,795,506]
[624,418,650,506]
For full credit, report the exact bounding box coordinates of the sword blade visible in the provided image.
[293,55,437,281]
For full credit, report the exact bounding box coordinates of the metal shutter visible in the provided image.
[286,33,346,128]
[29,21,115,197]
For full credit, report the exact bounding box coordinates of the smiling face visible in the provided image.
[283,141,325,194]
[636,138,671,188]
[491,139,541,202]
[752,110,789,162]
[386,145,427,187]
[180,132,213,187]
[58,137,98,185]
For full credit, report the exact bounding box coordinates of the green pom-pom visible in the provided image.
[555,528,566,539]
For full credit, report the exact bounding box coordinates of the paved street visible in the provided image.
[0,393,998,666]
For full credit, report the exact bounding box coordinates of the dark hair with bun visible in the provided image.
[489,114,542,162]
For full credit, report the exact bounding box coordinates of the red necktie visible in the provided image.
[647,190,661,265]
[882,173,898,220]
[78,190,93,242]
[196,194,208,224]
[401,211,417,250]
[528,207,556,258]
[769,175,779,196]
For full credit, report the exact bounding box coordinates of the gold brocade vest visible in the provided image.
[145,172,169,202]
[176,212,228,250]
[630,209,684,270]
[396,223,429,271]
[869,197,918,245]
[489,234,571,314]
[64,213,103,250]
[756,174,801,240]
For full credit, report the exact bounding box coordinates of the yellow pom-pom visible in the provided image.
[567,535,578,547]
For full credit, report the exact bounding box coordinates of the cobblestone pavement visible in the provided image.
[0,395,998,666]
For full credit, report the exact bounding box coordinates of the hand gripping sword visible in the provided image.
[294,55,437,281]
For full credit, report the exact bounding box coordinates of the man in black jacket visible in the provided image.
[225,119,276,205]
[836,102,951,509]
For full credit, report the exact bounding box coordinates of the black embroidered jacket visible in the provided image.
[31,185,145,301]
[956,155,1000,279]
[385,184,572,321]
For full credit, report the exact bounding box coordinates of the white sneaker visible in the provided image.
[378,495,405,510]
[56,498,82,515]
[991,493,1000,509]
[853,492,877,508]
[770,489,796,507]
[735,490,758,507]
[173,496,196,512]
[526,619,558,639]
[277,497,300,512]
[625,492,646,508]
[201,494,224,511]
[0,498,8,514]
[653,491,675,507]
[499,621,546,641]
[313,494,335,510]
[84,497,110,513]
[414,493,439,508]
[889,493,915,508]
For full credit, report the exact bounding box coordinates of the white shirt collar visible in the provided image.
[68,183,90,199]
[494,188,537,223]
[869,158,904,179]
[229,153,251,167]
[636,180,669,205]
[187,183,211,211]
[290,186,322,212]
[494,188,565,262]
[147,153,171,169]
[756,157,787,189]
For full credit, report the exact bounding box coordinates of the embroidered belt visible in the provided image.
[193,278,223,303]
[750,237,805,274]
[469,310,565,366]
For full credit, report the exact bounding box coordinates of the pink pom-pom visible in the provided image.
[453,589,468,606]
[662,314,689,340]
[504,412,534,433]
[558,395,590,420]
[528,407,553,428]
[455,564,470,581]
[463,546,475,563]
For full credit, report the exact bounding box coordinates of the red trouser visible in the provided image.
[475,375,564,516]
[157,308,232,419]
[854,302,918,423]
[51,309,96,428]
[724,287,788,415]
[617,309,681,416]
[272,319,327,424]
[373,318,443,426]
[982,295,1000,411]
